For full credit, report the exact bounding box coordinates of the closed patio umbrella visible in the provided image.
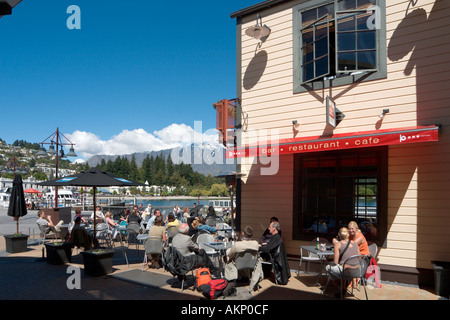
[38,167,146,245]
[7,174,28,234]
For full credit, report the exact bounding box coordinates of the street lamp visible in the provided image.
[0,155,27,176]
[215,171,246,239]
[38,128,77,207]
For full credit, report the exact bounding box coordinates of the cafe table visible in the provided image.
[204,241,232,276]
[300,245,334,285]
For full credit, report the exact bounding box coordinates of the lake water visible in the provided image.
[125,199,206,210]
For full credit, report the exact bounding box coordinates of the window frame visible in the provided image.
[292,147,388,248]
[293,0,386,93]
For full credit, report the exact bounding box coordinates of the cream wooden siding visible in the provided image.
[237,0,450,269]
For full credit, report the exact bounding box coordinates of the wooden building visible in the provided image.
[224,0,449,286]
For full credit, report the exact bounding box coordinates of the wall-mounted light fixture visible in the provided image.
[379,109,390,119]
[245,14,271,41]
[292,120,300,137]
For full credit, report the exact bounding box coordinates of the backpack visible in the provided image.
[199,278,228,299]
[195,268,212,291]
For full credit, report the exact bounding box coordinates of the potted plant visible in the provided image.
[4,232,29,254]
[81,248,114,276]
[44,241,73,265]
[4,174,29,253]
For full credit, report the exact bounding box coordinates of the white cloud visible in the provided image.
[66,123,222,160]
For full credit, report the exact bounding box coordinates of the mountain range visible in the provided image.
[86,143,236,176]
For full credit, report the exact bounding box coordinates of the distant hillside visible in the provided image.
[87,144,236,176]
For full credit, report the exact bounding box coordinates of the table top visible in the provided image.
[301,245,334,256]
[204,242,230,251]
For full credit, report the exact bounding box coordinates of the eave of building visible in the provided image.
[230,0,293,19]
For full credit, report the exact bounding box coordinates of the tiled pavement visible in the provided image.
[0,236,444,303]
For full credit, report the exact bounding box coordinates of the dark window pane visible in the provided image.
[302,29,313,45]
[318,3,334,19]
[338,32,356,51]
[358,50,376,69]
[303,62,314,82]
[303,44,313,63]
[302,10,317,27]
[338,52,356,70]
[338,14,355,31]
[357,30,376,49]
[357,11,373,30]
[315,36,329,58]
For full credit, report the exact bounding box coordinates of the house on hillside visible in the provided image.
[224,0,449,286]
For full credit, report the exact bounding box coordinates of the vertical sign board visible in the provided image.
[326,96,336,128]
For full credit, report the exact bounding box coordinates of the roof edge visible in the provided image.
[230,0,292,19]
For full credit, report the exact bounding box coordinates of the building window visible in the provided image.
[293,147,387,246]
[293,0,386,93]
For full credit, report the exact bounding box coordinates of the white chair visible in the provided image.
[235,249,260,291]
[196,233,220,266]
[368,242,378,258]
[37,223,57,245]
[297,238,330,275]
[111,226,128,266]
[95,223,112,248]
[165,226,179,246]
[142,236,164,271]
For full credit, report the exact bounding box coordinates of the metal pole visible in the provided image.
[54,128,59,208]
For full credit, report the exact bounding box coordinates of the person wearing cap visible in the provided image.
[224,226,263,294]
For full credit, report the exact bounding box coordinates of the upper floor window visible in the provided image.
[293,0,386,93]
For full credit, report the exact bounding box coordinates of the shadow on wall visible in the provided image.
[243,50,268,90]
[388,0,450,282]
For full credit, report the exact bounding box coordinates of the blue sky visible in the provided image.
[0,0,260,160]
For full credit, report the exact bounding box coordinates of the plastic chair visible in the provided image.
[126,222,141,255]
[37,223,57,245]
[368,242,378,259]
[196,233,220,266]
[205,217,216,227]
[111,226,128,266]
[235,249,260,290]
[297,238,330,275]
[142,236,164,271]
[95,223,112,249]
[165,226,179,246]
[322,254,370,299]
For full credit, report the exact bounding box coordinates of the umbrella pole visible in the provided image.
[16,217,19,234]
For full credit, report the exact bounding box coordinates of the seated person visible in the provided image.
[146,209,163,231]
[259,217,281,244]
[165,212,180,230]
[37,210,63,235]
[224,226,263,293]
[326,227,360,296]
[196,216,218,234]
[104,211,118,229]
[69,217,92,250]
[127,209,141,225]
[259,221,283,254]
[258,221,290,285]
[74,208,87,223]
[149,215,167,243]
[171,223,218,273]
[90,206,105,224]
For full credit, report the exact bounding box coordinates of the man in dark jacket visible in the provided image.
[259,221,290,285]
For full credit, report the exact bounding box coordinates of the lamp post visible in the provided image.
[215,171,246,239]
[37,128,77,208]
[0,155,27,177]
